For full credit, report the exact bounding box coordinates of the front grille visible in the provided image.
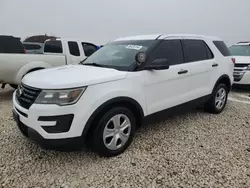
[234,63,249,68]
[233,63,250,82]
[16,84,41,109]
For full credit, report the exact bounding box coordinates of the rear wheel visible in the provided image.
[91,107,136,157]
[205,83,228,114]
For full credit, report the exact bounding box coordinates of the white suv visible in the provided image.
[229,42,250,85]
[12,34,234,157]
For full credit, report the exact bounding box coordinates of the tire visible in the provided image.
[9,84,18,90]
[91,106,136,157]
[204,83,228,114]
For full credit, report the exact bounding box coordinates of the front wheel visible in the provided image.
[205,83,228,114]
[91,107,136,157]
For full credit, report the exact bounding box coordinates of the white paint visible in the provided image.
[13,34,233,141]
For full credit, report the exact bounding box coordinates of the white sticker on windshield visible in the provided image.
[126,45,143,50]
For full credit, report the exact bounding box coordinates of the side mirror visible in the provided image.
[144,59,170,70]
[135,52,146,66]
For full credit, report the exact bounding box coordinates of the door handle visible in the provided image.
[178,70,188,74]
[212,63,218,67]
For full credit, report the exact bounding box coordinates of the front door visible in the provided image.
[143,38,192,115]
[66,41,84,65]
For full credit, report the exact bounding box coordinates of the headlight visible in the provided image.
[35,87,86,105]
[246,65,250,71]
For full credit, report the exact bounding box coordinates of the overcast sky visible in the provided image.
[0,0,249,45]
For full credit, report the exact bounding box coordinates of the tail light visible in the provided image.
[231,58,235,64]
[24,48,27,54]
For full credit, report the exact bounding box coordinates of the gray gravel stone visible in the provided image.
[0,86,250,188]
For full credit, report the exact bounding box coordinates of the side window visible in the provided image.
[23,44,41,50]
[68,41,80,56]
[213,41,231,56]
[82,43,97,57]
[149,40,184,66]
[183,39,211,62]
[44,40,63,53]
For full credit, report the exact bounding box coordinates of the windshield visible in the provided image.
[229,45,250,56]
[80,40,155,70]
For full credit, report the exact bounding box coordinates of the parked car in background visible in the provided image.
[12,34,234,157]
[22,42,44,54]
[229,42,250,85]
[0,35,26,54]
[0,38,99,89]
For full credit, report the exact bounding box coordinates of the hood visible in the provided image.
[22,65,127,89]
[233,56,250,64]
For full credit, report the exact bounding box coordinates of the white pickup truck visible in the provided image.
[0,38,99,89]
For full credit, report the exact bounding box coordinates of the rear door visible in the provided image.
[182,38,216,99]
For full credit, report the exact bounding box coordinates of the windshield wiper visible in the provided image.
[79,58,87,65]
[83,63,107,68]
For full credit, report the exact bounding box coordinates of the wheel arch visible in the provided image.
[15,61,51,84]
[213,74,231,92]
[82,97,144,139]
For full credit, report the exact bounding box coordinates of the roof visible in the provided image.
[115,34,161,41]
[0,35,20,40]
[46,37,93,43]
[114,34,222,41]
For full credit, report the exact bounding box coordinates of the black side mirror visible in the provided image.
[144,59,170,70]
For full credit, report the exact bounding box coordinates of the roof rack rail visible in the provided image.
[237,41,250,44]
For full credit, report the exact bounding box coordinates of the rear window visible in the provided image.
[0,37,24,53]
[213,41,231,56]
[229,45,250,56]
[23,44,42,50]
[44,40,63,53]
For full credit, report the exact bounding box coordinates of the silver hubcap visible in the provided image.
[103,114,131,150]
[215,88,227,110]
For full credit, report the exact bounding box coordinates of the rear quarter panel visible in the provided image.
[205,39,234,91]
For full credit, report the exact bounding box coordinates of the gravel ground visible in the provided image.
[0,86,250,188]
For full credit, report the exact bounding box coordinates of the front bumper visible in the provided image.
[12,91,89,149]
[233,71,250,85]
[13,109,83,150]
